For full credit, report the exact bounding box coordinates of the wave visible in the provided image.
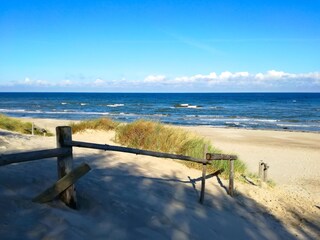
[0,108,170,119]
[209,106,224,110]
[0,109,43,114]
[193,116,279,123]
[0,108,110,115]
[61,102,67,105]
[112,112,168,117]
[0,109,26,113]
[174,103,201,108]
[49,111,109,115]
[276,123,318,128]
[253,119,278,123]
[106,104,124,107]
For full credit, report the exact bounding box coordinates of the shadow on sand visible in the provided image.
[0,150,318,239]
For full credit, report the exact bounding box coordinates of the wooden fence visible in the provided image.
[0,126,237,209]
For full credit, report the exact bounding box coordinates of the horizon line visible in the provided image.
[0,91,319,94]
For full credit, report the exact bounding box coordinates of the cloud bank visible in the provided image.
[1,70,320,92]
[141,70,320,91]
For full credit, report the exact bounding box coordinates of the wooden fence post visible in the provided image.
[263,164,269,182]
[56,126,77,209]
[229,159,234,197]
[258,160,263,179]
[199,144,208,204]
[32,122,34,136]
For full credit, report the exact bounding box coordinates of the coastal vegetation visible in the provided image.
[0,114,246,177]
[70,117,119,133]
[71,118,246,176]
[0,114,53,136]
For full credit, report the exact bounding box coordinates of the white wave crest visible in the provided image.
[107,104,124,107]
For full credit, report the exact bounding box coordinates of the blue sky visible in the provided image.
[0,0,320,92]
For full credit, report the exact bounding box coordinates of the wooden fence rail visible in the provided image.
[0,126,238,209]
[0,148,69,167]
[64,140,209,164]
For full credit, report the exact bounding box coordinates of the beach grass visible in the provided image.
[115,119,246,176]
[0,114,53,136]
[70,117,246,176]
[70,117,119,133]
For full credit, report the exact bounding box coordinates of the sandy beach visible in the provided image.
[0,118,319,239]
[183,126,320,200]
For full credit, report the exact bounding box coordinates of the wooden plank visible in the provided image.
[65,140,208,164]
[199,144,208,204]
[0,148,69,167]
[56,126,77,209]
[206,153,237,161]
[33,163,91,204]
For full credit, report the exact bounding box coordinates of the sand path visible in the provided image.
[0,119,319,239]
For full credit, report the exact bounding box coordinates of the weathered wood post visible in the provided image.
[263,164,269,182]
[258,160,263,179]
[56,126,77,209]
[229,159,234,197]
[32,122,34,136]
[199,144,208,204]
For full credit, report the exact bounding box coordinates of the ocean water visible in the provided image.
[0,92,319,132]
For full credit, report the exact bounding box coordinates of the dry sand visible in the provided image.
[0,118,319,239]
[183,126,320,201]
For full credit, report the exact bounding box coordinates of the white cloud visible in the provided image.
[144,75,166,83]
[254,70,294,81]
[59,80,73,86]
[174,71,252,85]
[175,72,218,83]
[219,71,233,80]
[234,72,250,78]
[1,70,319,91]
[254,70,320,82]
[23,77,32,84]
[92,78,106,86]
[169,70,320,87]
[20,77,53,86]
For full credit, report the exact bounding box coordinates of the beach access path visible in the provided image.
[0,118,319,239]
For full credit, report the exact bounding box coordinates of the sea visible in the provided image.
[0,92,319,132]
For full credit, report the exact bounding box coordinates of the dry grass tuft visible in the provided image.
[70,117,119,134]
[115,120,246,176]
[68,118,246,176]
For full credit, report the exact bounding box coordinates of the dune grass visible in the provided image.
[115,120,246,176]
[70,117,119,134]
[70,117,246,176]
[0,114,53,136]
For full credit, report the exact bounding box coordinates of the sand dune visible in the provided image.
[0,119,319,239]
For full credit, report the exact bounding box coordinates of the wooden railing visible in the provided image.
[0,148,69,167]
[0,126,237,209]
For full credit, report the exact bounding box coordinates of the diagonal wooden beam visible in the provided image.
[32,163,91,206]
